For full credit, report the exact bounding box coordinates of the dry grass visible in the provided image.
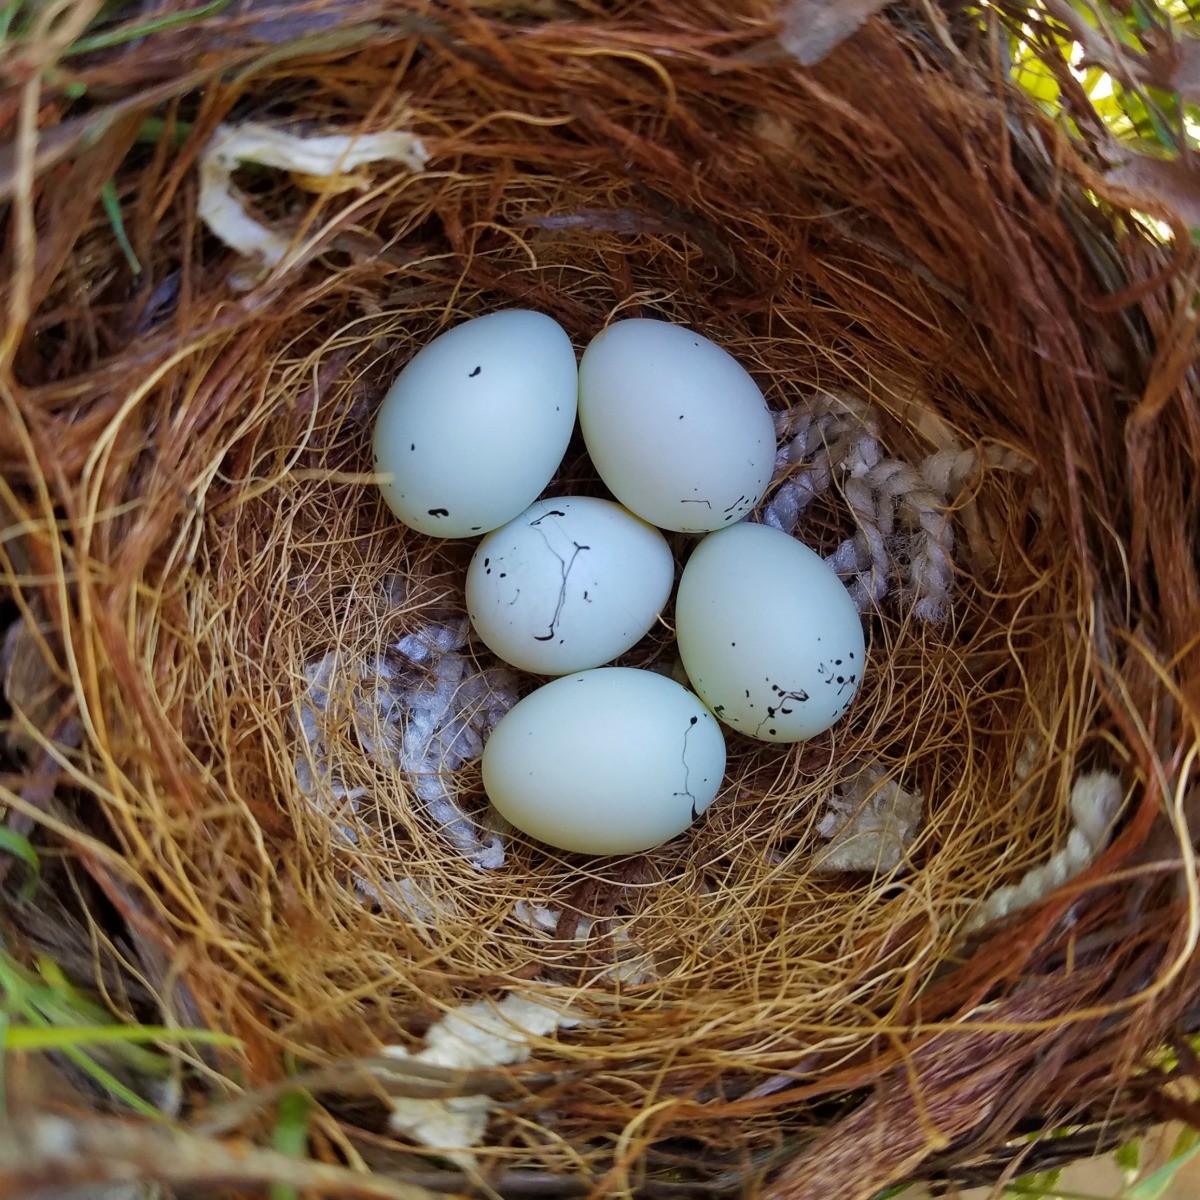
[2,1,1199,1197]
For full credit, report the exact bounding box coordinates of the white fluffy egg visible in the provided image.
[482,668,726,855]
[675,522,865,742]
[466,497,674,675]
[578,319,776,532]
[373,310,577,538]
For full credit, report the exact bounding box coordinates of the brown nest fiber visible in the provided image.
[2,2,1199,1198]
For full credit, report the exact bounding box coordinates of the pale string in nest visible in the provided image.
[962,771,1123,933]
[292,620,517,912]
[765,392,1029,621]
[811,765,925,874]
[764,400,1126,901]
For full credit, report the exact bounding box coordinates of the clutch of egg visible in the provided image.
[373,310,866,856]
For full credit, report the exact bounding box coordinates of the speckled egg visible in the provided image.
[578,319,776,532]
[675,522,866,742]
[466,497,674,675]
[373,310,577,538]
[482,667,726,855]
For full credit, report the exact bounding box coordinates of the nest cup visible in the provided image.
[3,2,1199,1197]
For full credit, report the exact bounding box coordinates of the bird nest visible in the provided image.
[2,2,1198,1198]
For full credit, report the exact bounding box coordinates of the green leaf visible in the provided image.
[1066,0,1103,33]
[269,1089,311,1200]
[101,180,141,275]
[1171,1125,1200,1157]
[1120,88,1183,152]
[1003,1183,1109,1200]
[1115,1137,1140,1179]
[1130,0,1163,33]
[1015,59,1063,105]
[1126,1141,1200,1200]
[1143,89,1183,151]
[1012,1168,1063,1195]
[4,1023,238,1052]
[0,828,39,902]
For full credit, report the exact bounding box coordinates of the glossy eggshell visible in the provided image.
[466,497,675,675]
[481,668,726,855]
[675,522,866,742]
[373,310,577,538]
[578,319,776,533]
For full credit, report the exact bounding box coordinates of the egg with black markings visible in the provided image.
[373,310,577,538]
[466,497,674,675]
[482,667,726,855]
[578,319,776,533]
[675,522,866,742]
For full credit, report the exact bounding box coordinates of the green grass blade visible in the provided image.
[2,951,232,1115]
[67,0,232,56]
[0,828,39,902]
[57,1040,165,1119]
[33,957,170,1075]
[5,1023,238,1052]
[101,180,141,275]
[269,1089,312,1200]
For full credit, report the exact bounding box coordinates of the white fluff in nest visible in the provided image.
[963,771,1123,933]
[198,121,428,273]
[383,993,583,1168]
[765,396,1030,621]
[813,765,924,874]
[293,619,517,874]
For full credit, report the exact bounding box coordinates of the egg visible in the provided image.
[675,522,865,742]
[466,497,674,675]
[373,310,578,538]
[577,319,776,533]
[482,667,726,855]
